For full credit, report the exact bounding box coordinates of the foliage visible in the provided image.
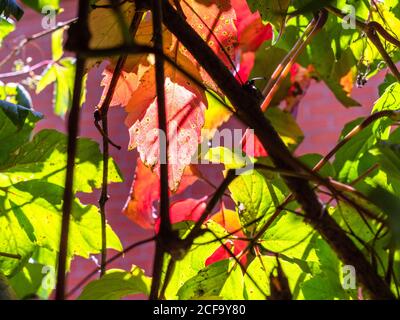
[1,0,400,301]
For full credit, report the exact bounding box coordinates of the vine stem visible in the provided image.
[97,9,144,277]
[0,252,21,260]
[55,0,90,301]
[160,0,395,299]
[149,0,171,300]
[260,11,327,111]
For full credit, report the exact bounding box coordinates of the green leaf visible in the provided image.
[306,33,360,107]
[373,141,400,182]
[379,73,397,96]
[51,28,63,61]
[0,17,15,45]
[261,213,314,259]
[177,259,244,300]
[0,129,122,193]
[36,64,57,93]
[367,187,400,249]
[331,202,377,246]
[9,262,49,299]
[36,58,86,117]
[265,107,304,149]
[244,255,307,299]
[78,266,151,300]
[15,84,33,109]
[202,91,232,140]
[229,170,287,234]
[0,106,39,166]
[0,0,24,20]
[301,238,354,300]
[0,114,122,275]
[334,83,400,182]
[21,0,60,14]
[204,147,251,170]
[299,153,336,178]
[250,44,291,106]
[0,180,122,275]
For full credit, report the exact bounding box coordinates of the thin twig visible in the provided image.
[0,252,21,260]
[55,0,90,301]
[149,0,171,301]
[261,12,327,111]
[97,9,144,277]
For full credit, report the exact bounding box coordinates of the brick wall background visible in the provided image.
[1,0,386,298]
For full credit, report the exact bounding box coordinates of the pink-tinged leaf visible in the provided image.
[128,77,206,191]
[123,158,200,229]
[232,0,273,52]
[206,209,247,266]
[242,128,268,157]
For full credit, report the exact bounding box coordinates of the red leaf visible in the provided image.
[205,209,247,266]
[236,51,255,82]
[241,128,268,157]
[169,197,207,224]
[123,159,160,229]
[123,158,199,229]
[154,196,208,232]
[205,242,233,265]
[232,0,273,52]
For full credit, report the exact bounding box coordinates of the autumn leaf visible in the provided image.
[242,128,268,158]
[94,0,244,191]
[154,197,208,232]
[205,209,247,266]
[232,0,273,52]
[123,158,199,229]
